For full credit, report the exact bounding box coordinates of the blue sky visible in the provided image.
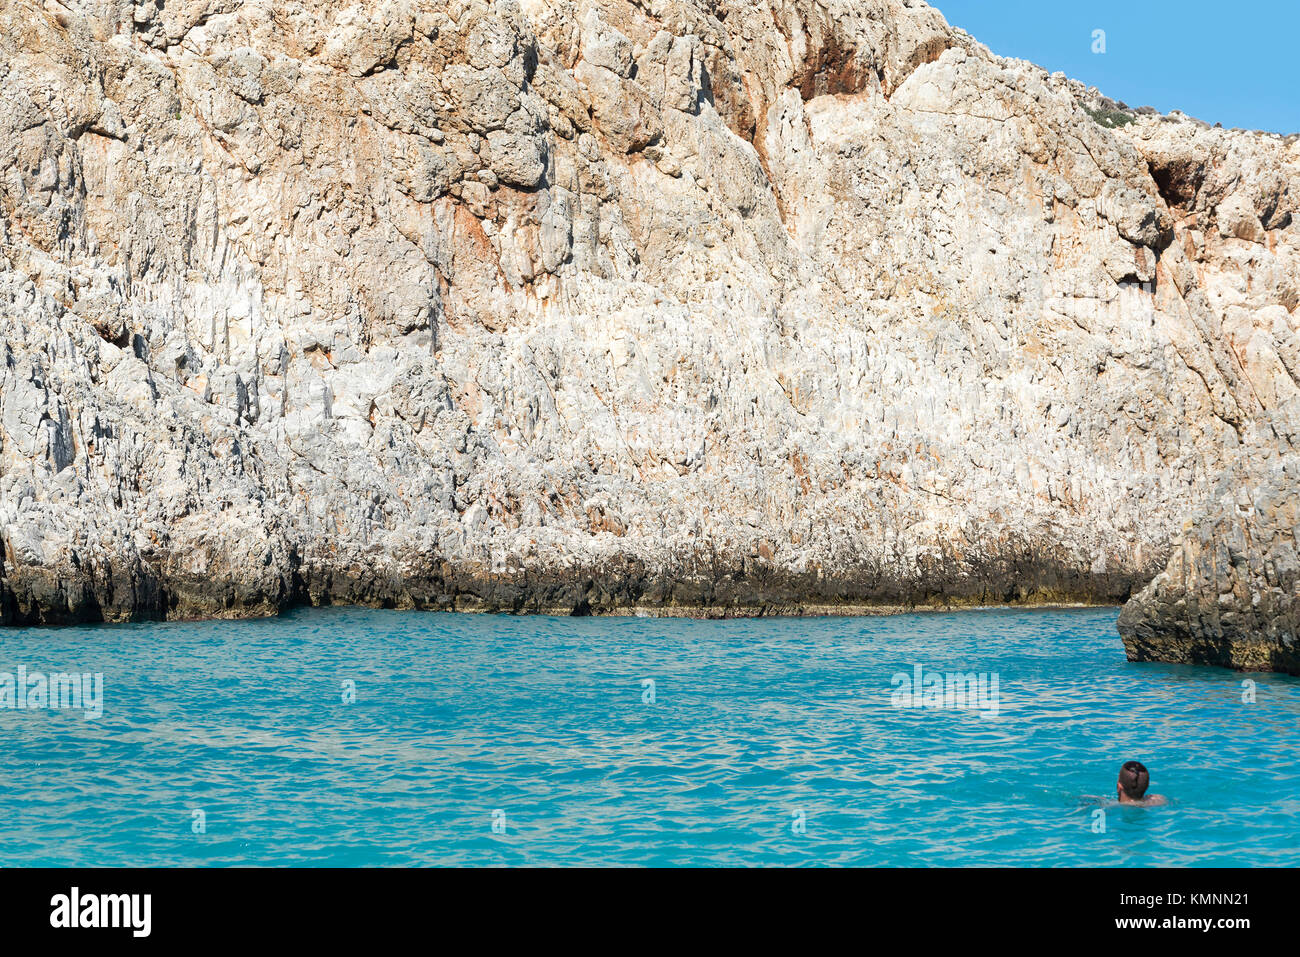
[932,0,1299,134]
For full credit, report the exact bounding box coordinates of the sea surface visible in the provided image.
[2,606,1297,866]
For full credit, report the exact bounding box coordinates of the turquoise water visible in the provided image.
[2,606,1297,866]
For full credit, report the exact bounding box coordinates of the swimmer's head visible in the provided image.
[1117,760,1150,801]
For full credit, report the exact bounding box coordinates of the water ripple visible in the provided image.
[0,606,1297,866]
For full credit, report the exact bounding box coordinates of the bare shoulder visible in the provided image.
[1142,794,1168,807]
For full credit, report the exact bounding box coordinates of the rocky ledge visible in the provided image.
[1,2,1298,671]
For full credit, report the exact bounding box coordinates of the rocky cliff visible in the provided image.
[1,1,1297,661]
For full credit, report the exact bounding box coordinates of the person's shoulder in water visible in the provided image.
[1116,760,1166,806]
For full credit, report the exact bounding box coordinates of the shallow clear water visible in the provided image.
[2,606,1297,866]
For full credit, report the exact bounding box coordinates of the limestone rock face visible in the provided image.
[0,1,1297,633]
[1113,120,1300,674]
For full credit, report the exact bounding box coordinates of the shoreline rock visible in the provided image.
[2,542,1146,625]
[1118,445,1300,675]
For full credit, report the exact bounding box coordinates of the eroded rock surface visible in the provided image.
[0,1,1297,639]
[1118,442,1300,674]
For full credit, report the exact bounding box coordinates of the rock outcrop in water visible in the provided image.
[1118,442,1300,674]
[0,1,1297,663]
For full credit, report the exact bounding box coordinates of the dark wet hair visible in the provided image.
[1118,761,1150,799]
